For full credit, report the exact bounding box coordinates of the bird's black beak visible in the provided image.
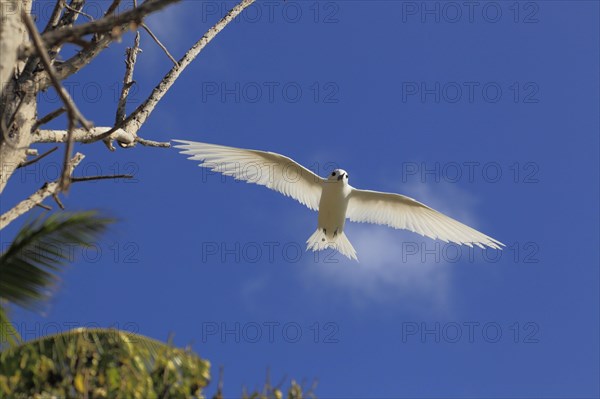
[337,173,345,181]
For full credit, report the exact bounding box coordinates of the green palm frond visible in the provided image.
[0,305,20,346]
[0,211,114,309]
[0,328,210,398]
[0,211,114,348]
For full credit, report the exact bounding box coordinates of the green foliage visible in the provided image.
[0,211,113,345]
[0,328,210,398]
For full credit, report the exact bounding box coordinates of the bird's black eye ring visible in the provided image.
[331,172,336,176]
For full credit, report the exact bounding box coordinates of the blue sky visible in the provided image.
[2,1,599,397]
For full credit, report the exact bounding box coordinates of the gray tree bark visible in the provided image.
[0,0,34,193]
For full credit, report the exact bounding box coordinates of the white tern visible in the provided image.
[174,140,504,261]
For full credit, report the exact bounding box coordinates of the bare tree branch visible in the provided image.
[63,36,93,48]
[32,107,66,131]
[104,0,122,16]
[140,23,178,65]
[72,174,133,182]
[20,0,179,58]
[115,32,141,126]
[0,153,84,230]
[42,0,66,34]
[33,127,135,145]
[52,192,65,209]
[135,137,171,148]
[101,0,255,141]
[49,35,115,86]
[47,0,87,60]
[64,3,94,21]
[55,0,86,30]
[36,203,52,211]
[32,126,171,149]
[59,119,76,189]
[18,146,59,169]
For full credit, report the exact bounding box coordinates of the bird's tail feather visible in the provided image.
[306,229,358,261]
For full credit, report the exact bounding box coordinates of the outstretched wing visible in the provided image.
[173,140,323,211]
[346,188,504,249]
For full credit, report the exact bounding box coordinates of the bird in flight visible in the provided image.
[174,140,504,261]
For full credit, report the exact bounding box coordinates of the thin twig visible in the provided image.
[35,203,53,211]
[18,147,59,169]
[306,379,319,399]
[64,3,94,21]
[52,193,65,210]
[60,119,76,190]
[0,153,85,230]
[263,367,270,397]
[214,366,224,399]
[71,174,133,182]
[32,107,66,131]
[116,32,141,125]
[274,374,287,390]
[140,23,178,65]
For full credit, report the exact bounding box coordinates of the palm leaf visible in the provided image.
[0,211,114,309]
[0,305,20,346]
[0,211,114,348]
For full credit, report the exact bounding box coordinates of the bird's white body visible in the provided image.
[318,176,351,239]
[308,170,357,259]
[174,140,504,261]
